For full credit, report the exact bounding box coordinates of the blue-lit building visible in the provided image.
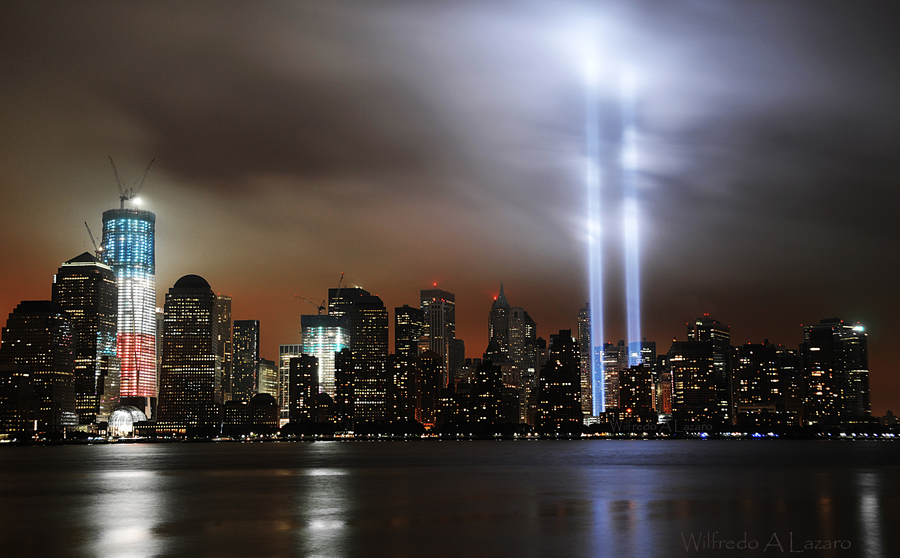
[101,208,156,419]
[301,315,349,398]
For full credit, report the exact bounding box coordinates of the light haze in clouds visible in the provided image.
[1,1,898,413]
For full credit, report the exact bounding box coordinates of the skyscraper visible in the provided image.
[328,287,388,425]
[157,275,222,434]
[257,358,278,398]
[394,304,425,359]
[665,340,722,425]
[289,354,319,423]
[732,342,802,429]
[488,284,510,357]
[420,289,456,387]
[101,207,156,418]
[537,330,582,433]
[215,295,232,401]
[0,301,76,432]
[51,252,118,426]
[577,304,592,414]
[278,344,303,425]
[301,314,349,398]
[232,320,260,401]
[801,318,870,426]
[687,315,732,421]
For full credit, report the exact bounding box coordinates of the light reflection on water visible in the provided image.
[0,441,897,557]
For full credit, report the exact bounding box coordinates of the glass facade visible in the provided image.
[52,253,119,425]
[101,209,157,412]
[301,315,349,398]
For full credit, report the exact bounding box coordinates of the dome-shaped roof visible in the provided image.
[174,274,211,289]
[108,405,148,437]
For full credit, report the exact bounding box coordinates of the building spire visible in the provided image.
[494,282,509,308]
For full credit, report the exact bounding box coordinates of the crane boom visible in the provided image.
[84,222,101,258]
[109,156,154,209]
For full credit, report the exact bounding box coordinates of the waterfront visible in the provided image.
[0,440,896,557]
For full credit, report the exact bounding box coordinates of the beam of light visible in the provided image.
[585,52,605,416]
[621,71,643,367]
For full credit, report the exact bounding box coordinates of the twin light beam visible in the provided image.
[585,60,642,416]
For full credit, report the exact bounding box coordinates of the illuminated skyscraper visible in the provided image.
[52,252,119,426]
[801,318,870,426]
[733,342,801,429]
[215,295,232,401]
[101,207,156,418]
[394,305,425,359]
[157,275,222,434]
[278,344,303,425]
[328,287,388,424]
[577,304,592,413]
[687,315,732,421]
[537,330,583,433]
[420,289,456,387]
[488,284,510,357]
[301,314,349,397]
[0,301,76,432]
[232,320,260,401]
[257,358,278,398]
[289,354,319,423]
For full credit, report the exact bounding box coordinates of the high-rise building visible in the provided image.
[328,288,388,424]
[420,289,457,386]
[215,295,232,401]
[415,349,442,426]
[395,305,425,359]
[627,340,656,368]
[232,320,260,401]
[687,316,732,421]
[301,314,349,398]
[157,275,222,434]
[0,301,76,432]
[101,207,156,418]
[577,303,592,414]
[51,253,119,426]
[618,364,654,414]
[0,363,38,435]
[278,344,303,425]
[665,340,726,425]
[602,341,627,409]
[257,358,278,398]
[289,354,319,423]
[537,330,582,433]
[801,318,870,426]
[488,284,510,357]
[732,342,802,429]
[508,306,538,423]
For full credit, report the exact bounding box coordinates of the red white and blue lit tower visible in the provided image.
[102,206,157,418]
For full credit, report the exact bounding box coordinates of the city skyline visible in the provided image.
[1,2,898,416]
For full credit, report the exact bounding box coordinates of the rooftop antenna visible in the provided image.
[109,156,154,209]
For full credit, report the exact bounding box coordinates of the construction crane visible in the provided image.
[84,222,103,259]
[335,271,344,298]
[295,295,327,316]
[109,156,155,209]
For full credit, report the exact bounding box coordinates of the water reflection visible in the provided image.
[0,441,897,558]
[296,457,352,556]
[91,470,166,558]
[857,472,885,558]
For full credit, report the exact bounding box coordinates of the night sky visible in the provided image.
[2,2,898,415]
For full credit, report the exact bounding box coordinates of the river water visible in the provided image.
[0,440,896,557]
